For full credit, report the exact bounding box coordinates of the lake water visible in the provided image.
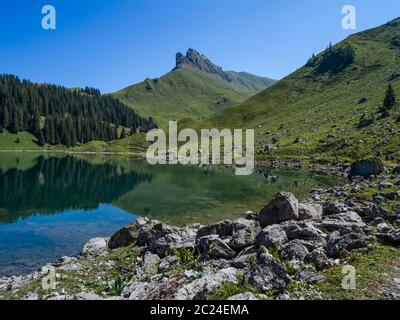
[0,153,341,276]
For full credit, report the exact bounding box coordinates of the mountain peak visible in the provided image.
[175,48,232,82]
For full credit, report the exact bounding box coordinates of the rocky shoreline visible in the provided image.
[1,160,400,300]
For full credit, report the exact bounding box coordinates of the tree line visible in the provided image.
[307,43,355,75]
[0,75,157,147]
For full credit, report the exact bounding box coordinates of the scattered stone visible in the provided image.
[108,217,149,249]
[298,202,323,220]
[82,237,109,257]
[196,235,236,259]
[229,219,260,251]
[348,159,384,179]
[281,240,309,263]
[258,192,299,227]
[227,292,257,300]
[175,268,240,300]
[244,252,291,293]
[306,248,333,270]
[255,224,288,248]
[196,220,233,239]
[325,231,369,258]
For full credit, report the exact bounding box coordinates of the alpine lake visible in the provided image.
[0,153,343,276]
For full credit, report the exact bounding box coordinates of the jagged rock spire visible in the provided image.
[174,48,232,82]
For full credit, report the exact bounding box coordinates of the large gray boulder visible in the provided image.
[174,268,240,300]
[325,231,369,258]
[108,218,150,249]
[258,192,299,227]
[82,237,109,257]
[196,235,237,259]
[299,202,323,220]
[255,224,288,249]
[228,292,257,300]
[283,221,326,241]
[231,246,259,269]
[377,229,400,245]
[229,218,260,251]
[348,159,384,179]
[280,240,309,263]
[305,248,333,270]
[196,220,233,239]
[244,252,291,292]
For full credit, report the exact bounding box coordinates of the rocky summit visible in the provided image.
[2,163,400,301]
[175,48,232,82]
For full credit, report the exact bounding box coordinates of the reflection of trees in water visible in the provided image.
[0,156,152,224]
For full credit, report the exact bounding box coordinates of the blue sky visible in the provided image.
[0,0,399,93]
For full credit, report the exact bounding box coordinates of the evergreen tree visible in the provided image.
[37,129,45,146]
[10,107,20,133]
[120,127,126,139]
[2,105,9,129]
[0,74,156,146]
[383,84,396,110]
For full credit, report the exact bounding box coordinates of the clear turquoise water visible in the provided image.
[0,153,342,276]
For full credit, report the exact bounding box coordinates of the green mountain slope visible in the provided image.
[209,18,400,164]
[113,49,275,127]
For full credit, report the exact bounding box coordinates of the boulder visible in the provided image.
[283,221,326,241]
[228,292,257,300]
[82,237,109,257]
[196,235,237,259]
[393,166,400,176]
[305,248,333,270]
[229,218,260,251]
[323,201,347,216]
[325,231,369,258]
[196,220,233,239]
[244,252,291,292]
[357,119,373,129]
[348,159,384,179]
[231,246,259,269]
[377,229,400,245]
[174,268,240,300]
[258,192,299,227]
[298,202,323,220]
[108,218,150,249]
[280,240,309,263]
[255,224,288,249]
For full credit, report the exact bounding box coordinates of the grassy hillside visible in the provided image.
[113,63,275,128]
[0,131,42,151]
[208,18,400,164]
[225,71,276,94]
[113,68,248,127]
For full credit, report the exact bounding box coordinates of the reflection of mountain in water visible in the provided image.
[0,156,152,224]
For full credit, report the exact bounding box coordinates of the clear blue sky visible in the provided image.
[0,0,399,93]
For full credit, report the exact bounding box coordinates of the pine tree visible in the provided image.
[10,107,20,133]
[2,105,9,129]
[120,127,126,139]
[383,84,396,110]
[37,130,45,146]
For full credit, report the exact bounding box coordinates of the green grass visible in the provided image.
[0,130,42,150]
[1,244,138,300]
[113,67,271,128]
[317,245,400,300]
[205,18,400,164]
